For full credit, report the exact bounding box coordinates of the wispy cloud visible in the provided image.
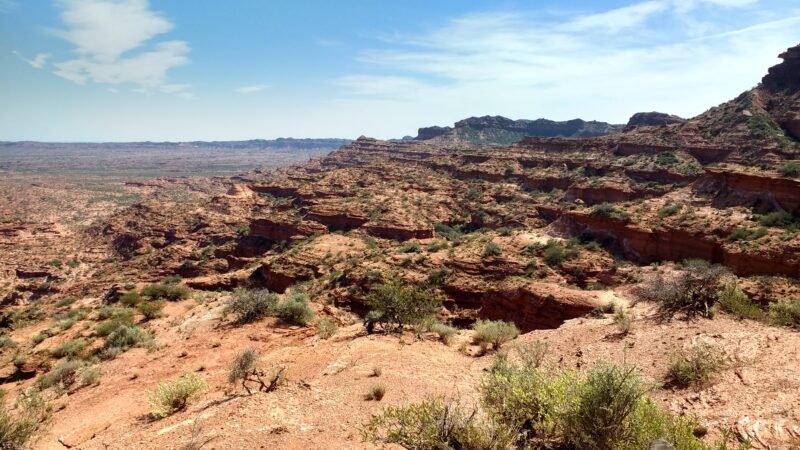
[12,51,50,69]
[335,0,800,130]
[235,84,269,94]
[51,0,191,96]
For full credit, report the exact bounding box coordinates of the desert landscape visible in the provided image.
[2,1,800,449]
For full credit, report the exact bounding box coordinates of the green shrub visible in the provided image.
[482,241,502,258]
[365,282,441,333]
[513,340,550,369]
[224,288,277,324]
[768,299,800,329]
[727,227,767,241]
[426,241,448,252]
[141,283,191,301]
[137,300,166,321]
[95,307,136,337]
[80,366,102,386]
[0,390,49,449]
[398,243,421,253]
[757,210,794,227]
[50,338,87,359]
[779,162,800,178]
[119,291,142,307]
[656,151,679,165]
[613,308,635,334]
[716,284,765,321]
[365,384,386,401]
[472,320,519,350]
[315,317,338,339]
[426,268,450,286]
[427,321,457,345]
[274,293,314,326]
[666,343,726,388]
[55,297,77,308]
[0,335,16,349]
[361,397,515,450]
[37,360,84,391]
[543,240,566,266]
[481,356,570,436]
[147,372,208,418]
[562,363,654,450]
[658,204,682,218]
[639,264,729,319]
[104,325,152,350]
[591,203,631,221]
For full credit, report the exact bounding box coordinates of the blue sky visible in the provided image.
[1,0,799,141]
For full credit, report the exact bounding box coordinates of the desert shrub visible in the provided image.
[757,210,794,227]
[361,397,515,450]
[0,335,16,349]
[228,348,258,385]
[716,283,765,321]
[482,241,502,258]
[666,343,726,388]
[656,151,679,165]
[591,203,631,221]
[141,283,191,301]
[613,308,635,334]
[427,321,457,345]
[426,241,448,252]
[0,390,49,450]
[426,268,450,286]
[274,293,314,326]
[398,243,421,253]
[562,363,654,450]
[543,240,566,266]
[37,360,84,391]
[768,299,800,329]
[80,366,102,386]
[639,263,730,319]
[472,320,519,350]
[119,291,143,307]
[315,317,338,339]
[55,296,77,308]
[148,372,208,418]
[227,349,284,395]
[658,203,682,218]
[224,288,277,324]
[162,275,183,285]
[365,281,441,333]
[727,227,767,241]
[779,162,800,178]
[95,307,135,336]
[50,338,87,359]
[138,300,166,321]
[365,384,386,401]
[481,356,570,437]
[104,325,152,350]
[513,340,549,369]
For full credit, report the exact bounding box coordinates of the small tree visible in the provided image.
[228,348,284,395]
[365,281,441,333]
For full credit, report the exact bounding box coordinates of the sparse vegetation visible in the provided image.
[757,210,795,227]
[141,283,191,301]
[0,390,49,449]
[768,299,800,329]
[482,241,502,258]
[224,288,277,324]
[716,283,765,321]
[472,320,519,350]
[365,384,386,401]
[274,293,315,326]
[51,338,87,359]
[638,262,730,319]
[658,203,682,218]
[666,343,726,388]
[104,325,152,352]
[780,162,800,178]
[138,300,166,320]
[613,308,635,334]
[148,372,208,418]
[315,317,338,339]
[364,281,441,333]
[591,203,631,221]
[727,227,767,241]
[37,360,84,391]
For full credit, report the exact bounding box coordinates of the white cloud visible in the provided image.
[12,51,50,68]
[333,1,800,134]
[51,0,190,96]
[235,84,269,94]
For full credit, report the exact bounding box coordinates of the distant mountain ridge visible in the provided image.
[0,138,352,151]
[415,115,624,145]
